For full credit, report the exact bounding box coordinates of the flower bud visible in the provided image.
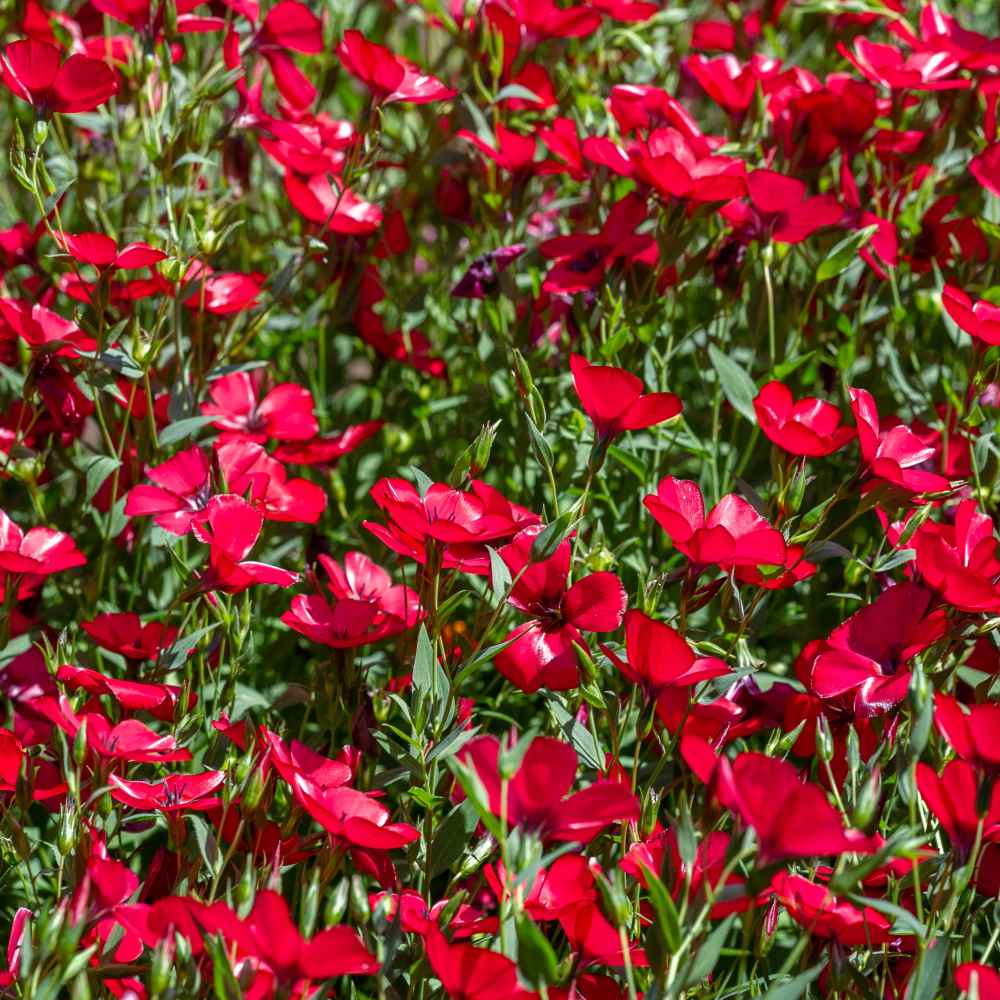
[325,879,349,926]
[349,875,370,926]
[852,766,881,831]
[815,714,834,764]
[150,935,175,997]
[300,868,321,939]
[32,120,49,147]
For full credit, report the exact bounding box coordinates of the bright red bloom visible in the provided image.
[0,509,86,576]
[643,477,786,569]
[849,387,951,494]
[364,477,540,574]
[913,500,1000,612]
[838,38,969,91]
[753,382,855,457]
[570,354,681,443]
[233,889,378,983]
[916,758,1000,856]
[56,232,165,271]
[182,267,264,315]
[194,494,299,593]
[56,665,189,722]
[38,696,191,765]
[81,612,178,661]
[956,965,1000,1000]
[601,609,729,701]
[771,872,892,947]
[108,770,225,812]
[125,446,211,535]
[494,525,626,692]
[425,928,537,1000]
[971,143,1000,199]
[259,727,353,791]
[202,371,319,444]
[457,733,640,843]
[934,693,1000,770]
[716,752,879,862]
[721,170,841,245]
[281,551,423,648]
[0,39,117,112]
[800,582,943,717]
[632,128,746,204]
[215,439,326,525]
[941,284,1000,346]
[336,30,456,104]
[273,421,383,465]
[291,775,420,850]
[0,299,97,356]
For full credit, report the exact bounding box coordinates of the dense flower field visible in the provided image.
[3,0,1000,996]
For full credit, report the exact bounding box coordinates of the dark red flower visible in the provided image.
[753,382,855,457]
[721,170,841,245]
[916,758,1000,856]
[716,752,879,862]
[457,733,639,843]
[0,39,117,112]
[771,872,892,947]
[81,612,178,662]
[934,694,1000,771]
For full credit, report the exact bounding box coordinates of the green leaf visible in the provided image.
[487,545,511,598]
[641,863,681,953]
[494,83,543,104]
[411,624,447,704]
[904,938,948,1000]
[816,225,878,282]
[158,415,215,447]
[684,915,735,987]
[761,962,825,1000]
[516,913,558,987]
[83,454,120,503]
[530,509,576,563]
[708,345,757,422]
[430,801,480,877]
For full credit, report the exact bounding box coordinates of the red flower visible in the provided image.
[643,477,786,569]
[425,928,537,1000]
[956,965,1000,1000]
[336,30,456,104]
[0,509,86,576]
[182,266,264,315]
[721,170,841,245]
[364,477,540,574]
[934,693,1000,771]
[0,299,97,356]
[81,612,178,661]
[273,421,384,466]
[125,446,211,535]
[771,872,892,947]
[281,551,423,648]
[457,733,639,843]
[916,758,1000,856]
[235,889,378,983]
[716,752,879,862]
[540,194,655,293]
[849,387,951,494]
[801,582,942,717]
[494,525,626,692]
[971,143,1000,200]
[108,770,225,812]
[56,665,189,722]
[601,609,729,701]
[0,39,117,113]
[194,495,299,593]
[838,38,969,91]
[941,284,1000,346]
[570,354,682,444]
[753,382,855,457]
[215,439,326,525]
[202,371,318,444]
[56,232,165,271]
[913,500,1000,612]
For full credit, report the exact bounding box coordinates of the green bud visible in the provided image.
[32,120,49,147]
[150,936,175,998]
[300,868,321,939]
[73,718,88,768]
[57,805,78,857]
[815,714,834,764]
[325,878,349,926]
[348,874,370,926]
[852,766,881,831]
